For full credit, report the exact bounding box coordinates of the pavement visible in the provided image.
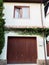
[7,64,37,65]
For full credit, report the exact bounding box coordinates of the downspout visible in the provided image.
[40,0,48,65]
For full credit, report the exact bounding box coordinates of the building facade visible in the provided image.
[0,0,49,65]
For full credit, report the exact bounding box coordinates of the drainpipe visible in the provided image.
[40,0,48,65]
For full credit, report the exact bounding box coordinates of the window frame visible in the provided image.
[13,6,30,19]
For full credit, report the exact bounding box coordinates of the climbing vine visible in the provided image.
[5,27,49,37]
[0,1,5,54]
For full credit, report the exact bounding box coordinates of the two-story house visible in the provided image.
[0,0,49,65]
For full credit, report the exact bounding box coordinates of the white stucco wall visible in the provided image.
[0,2,49,61]
[0,31,47,60]
[3,3,49,28]
[3,3,46,28]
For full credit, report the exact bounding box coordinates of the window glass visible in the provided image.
[22,7,29,18]
[14,6,30,18]
[15,8,20,18]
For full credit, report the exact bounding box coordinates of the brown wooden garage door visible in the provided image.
[7,37,37,64]
[46,42,49,56]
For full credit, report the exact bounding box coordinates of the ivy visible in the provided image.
[0,1,5,54]
[5,27,49,37]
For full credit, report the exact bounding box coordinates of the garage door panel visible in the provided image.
[7,37,37,64]
[47,43,49,56]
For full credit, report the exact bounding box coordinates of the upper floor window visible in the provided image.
[14,6,30,19]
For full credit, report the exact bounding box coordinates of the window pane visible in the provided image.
[22,7,29,18]
[15,9,20,18]
[14,6,30,18]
